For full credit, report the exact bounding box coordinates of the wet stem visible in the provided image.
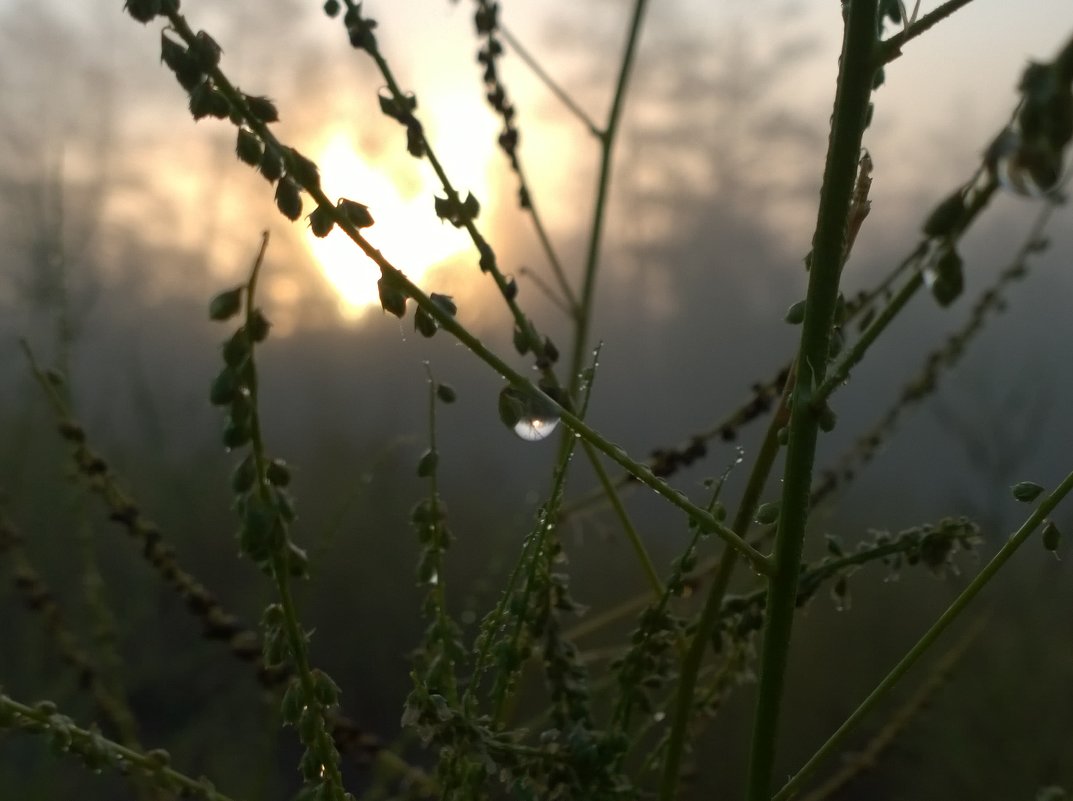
[745,2,879,799]
[242,244,348,801]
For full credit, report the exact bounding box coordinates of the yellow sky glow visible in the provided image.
[304,130,489,318]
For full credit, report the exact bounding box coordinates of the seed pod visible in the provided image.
[222,418,252,450]
[414,307,438,338]
[160,34,203,91]
[209,287,244,321]
[244,94,279,124]
[209,367,240,406]
[512,324,529,355]
[338,198,374,228]
[417,449,438,477]
[922,190,967,238]
[755,502,780,526]
[248,309,271,342]
[818,403,837,432]
[259,149,283,182]
[125,0,163,23]
[235,129,262,166]
[430,293,457,316]
[1042,520,1061,552]
[308,205,334,238]
[785,300,806,325]
[274,178,302,221]
[1012,481,1045,502]
[286,148,319,189]
[231,454,256,494]
[190,31,222,71]
[222,329,250,367]
[377,277,406,318]
[266,459,291,487]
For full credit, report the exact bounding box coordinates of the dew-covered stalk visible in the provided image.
[773,466,1073,800]
[745,3,879,799]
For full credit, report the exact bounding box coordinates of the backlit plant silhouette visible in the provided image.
[3,1,1072,800]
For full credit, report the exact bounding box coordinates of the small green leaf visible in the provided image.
[1012,481,1045,502]
[209,287,244,321]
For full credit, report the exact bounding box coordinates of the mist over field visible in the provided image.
[1,2,1072,799]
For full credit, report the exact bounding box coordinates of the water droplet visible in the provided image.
[652,711,666,723]
[428,571,439,586]
[499,385,561,442]
[515,416,559,441]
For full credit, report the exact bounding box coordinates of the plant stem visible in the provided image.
[880,0,979,63]
[568,0,649,396]
[580,438,664,597]
[745,3,879,799]
[774,467,1073,800]
[659,375,790,801]
[0,694,239,801]
[499,23,602,138]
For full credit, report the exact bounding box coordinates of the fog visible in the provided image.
[2,2,1072,799]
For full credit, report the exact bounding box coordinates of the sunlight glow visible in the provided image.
[304,131,487,318]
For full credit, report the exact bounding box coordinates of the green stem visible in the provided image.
[659,375,790,801]
[568,0,649,395]
[0,694,239,801]
[774,468,1073,801]
[745,4,879,800]
[580,438,663,597]
[242,237,348,801]
[879,0,979,63]
[816,272,922,404]
[499,23,602,138]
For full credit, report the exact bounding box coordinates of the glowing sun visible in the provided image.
[304,131,488,317]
